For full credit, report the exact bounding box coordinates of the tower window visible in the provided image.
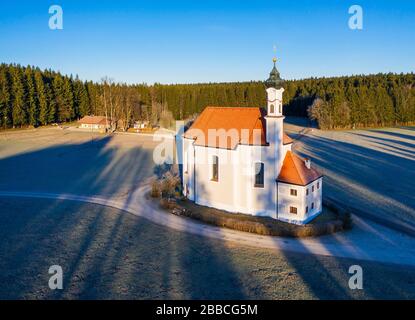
[279,104,282,114]
[270,104,274,114]
[311,202,315,209]
[290,206,298,214]
[290,189,297,196]
[211,155,219,182]
[254,162,264,188]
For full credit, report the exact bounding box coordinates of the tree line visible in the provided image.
[0,63,175,130]
[300,73,415,129]
[0,63,414,130]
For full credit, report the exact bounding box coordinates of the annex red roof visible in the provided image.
[184,106,293,149]
[277,151,322,186]
[78,116,109,125]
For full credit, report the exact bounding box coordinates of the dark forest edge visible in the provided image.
[0,63,414,131]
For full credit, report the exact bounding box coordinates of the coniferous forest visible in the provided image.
[0,63,414,130]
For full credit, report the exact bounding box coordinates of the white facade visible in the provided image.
[277,177,323,224]
[80,123,101,130]
[181,65,323,224]
[183,138,293,217]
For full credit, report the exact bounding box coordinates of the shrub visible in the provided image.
[160,171,181,198]
[168,200,347,238]
[153,188,353,238]
[150,180,161,198]
[160,198,178,210]
[153,164,182,198]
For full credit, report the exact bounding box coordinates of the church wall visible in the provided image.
[237,144,276,217]
[182,137,195,201]
[277,182,307,224]
[304,177,323,221]
[184,142,278,217]
[192,145,237,212]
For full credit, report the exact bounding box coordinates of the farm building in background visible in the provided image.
[133,120,150,130]
[78,116,111,133]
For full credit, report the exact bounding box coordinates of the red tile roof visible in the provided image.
[184,106,293,149]
[277,151,322,186]
[78,116,109,125]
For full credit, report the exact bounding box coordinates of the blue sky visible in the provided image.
[0,0,414,84]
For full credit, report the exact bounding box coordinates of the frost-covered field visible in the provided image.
[0,128,158,199]
[284,118,415,232]
[0,125,415,299]
[1,123,414,230]
[1,197,415,299]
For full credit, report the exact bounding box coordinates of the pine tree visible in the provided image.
[46,84,56,123]
[11,67,27,127]
[52,75,64,122]
[74,79,90,117]
[62,77,74,121]
[0,66,11,128]
[34,71,48,125]
[25,67,39,127]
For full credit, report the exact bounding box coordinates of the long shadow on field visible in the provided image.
[353,132,415,152]
[2,130,415,299]
[0,200,251,299]
[0,135,250,299]
[254,132,415,299]
[174,182,251,299]
[297,134,415,228]
[0,135,150,298]
[254,143,357,299]
[0,135,154,198]
[372,130,415,142]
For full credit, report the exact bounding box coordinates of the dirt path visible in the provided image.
[1,186,415,267]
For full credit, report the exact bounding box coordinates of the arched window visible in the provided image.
[211,155,219,181]
[269,104,274,114]
[254,162,264,187]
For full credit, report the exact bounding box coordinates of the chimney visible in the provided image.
[304,158,311,169]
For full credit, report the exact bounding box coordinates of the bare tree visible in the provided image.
[308,97,331,129]
[119,86,135,132]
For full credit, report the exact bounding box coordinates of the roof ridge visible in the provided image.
[184,106,267,149]
[291,152,307,185]
[205,106,261,110]
[278,151,322,186]
[288,151,305,185]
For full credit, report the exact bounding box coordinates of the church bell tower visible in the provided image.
[265,57,285,117]
[264,55,285,174]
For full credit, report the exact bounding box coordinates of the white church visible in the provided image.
[181,59,323,224]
